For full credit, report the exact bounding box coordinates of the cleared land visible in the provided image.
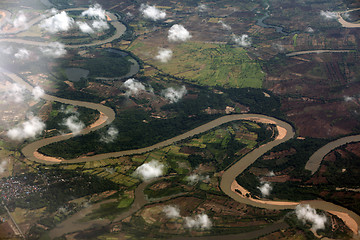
[130,42,264,88]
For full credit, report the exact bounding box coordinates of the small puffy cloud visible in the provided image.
[305,26,314,33]
[218,20,231,30]
[232,34,251,47]
[91,20,109,31]
[81,4,106,20]
[197,4,208,12]
[257,181,272,197]
[14,48,30,60]
[32,86,45,100]
[13,11,27,28]
[134,160,164,181]
[140,4,166,21]
[77,21,94,33]
[0,159,7,174]
[267,171,275,177]
[4,83,26,102]
[40,11,74,33]
[7,116,45,141]
[1,46,14,55]
[163,205,181,218]
[295,204,327,231]
[3,83,44,103]
[162,86,187,103]
[344,96,355,102]
[168,24,192,42]
[155,48,173,63]
[184,214,212,229]
[123,78,146,96]
[185,174,210,185]
[63,115,85,135]
[320,10,338,20]
[40,42,67,58]
[100,126,118,143]
[273,43,285,52]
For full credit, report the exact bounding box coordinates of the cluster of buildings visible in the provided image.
[0,177,41,205]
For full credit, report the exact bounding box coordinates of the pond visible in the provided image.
[65,68,90,82]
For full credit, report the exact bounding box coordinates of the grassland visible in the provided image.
[130,42,264,88]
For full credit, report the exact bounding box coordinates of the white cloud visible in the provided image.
[163,205,181,218]
[305,26,314,33]
[218,20,231,30]
[273,43,285,52]
[81,4,106,20]
[63,115,84,135]
[140,4,166,21]
[77,21,94,33]
[32,86,45,101]
[155,48,173,63]
[100,126,118,143]
[50,8,58,15]
[267,171,275,177]
[232,34,251,47]
[343,12,350,19]
[134,160,164,181]
[123,78,146,96]
[7,116,45,141]
[1,46,14,55]
[14,48,30,60]
[3,83,26,102]
[184,214,212,229]
[168,24,192,42]
[13,11,27,28]
[197,4,208,12]
[2,83,44,102]
[0,159,8,174]
[320,10,338,20]
[185,174,210,185]
[91,20,109,31]
[40,42,67,58]
[162,86,187,103]
[257,181,272,197]
[344,96,355,102]
[295,204,327,232]
[40,11,74,33]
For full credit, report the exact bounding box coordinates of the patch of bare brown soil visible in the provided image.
[346,142,360,158]
[262,148,296,160]
[282,100,357,138]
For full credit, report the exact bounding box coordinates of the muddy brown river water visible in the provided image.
[2,7,360,236]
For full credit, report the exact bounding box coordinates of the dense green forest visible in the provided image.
[38,87,282,160]
[55,49,133,78]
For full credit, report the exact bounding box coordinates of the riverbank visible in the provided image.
[0,10,126,48]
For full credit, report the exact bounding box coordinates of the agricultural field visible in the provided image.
[1,0,360,239]
[21,120,275,239]
[130,42,264,88]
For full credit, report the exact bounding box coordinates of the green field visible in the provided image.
[132,42,264,88]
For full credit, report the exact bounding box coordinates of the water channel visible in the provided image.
[1,5,360,238]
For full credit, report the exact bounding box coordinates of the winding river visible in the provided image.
[286,49,355,57]
[0,9,126,48]
[5,68,360,237]
[2,5,360,238]
[305,135,360,174]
